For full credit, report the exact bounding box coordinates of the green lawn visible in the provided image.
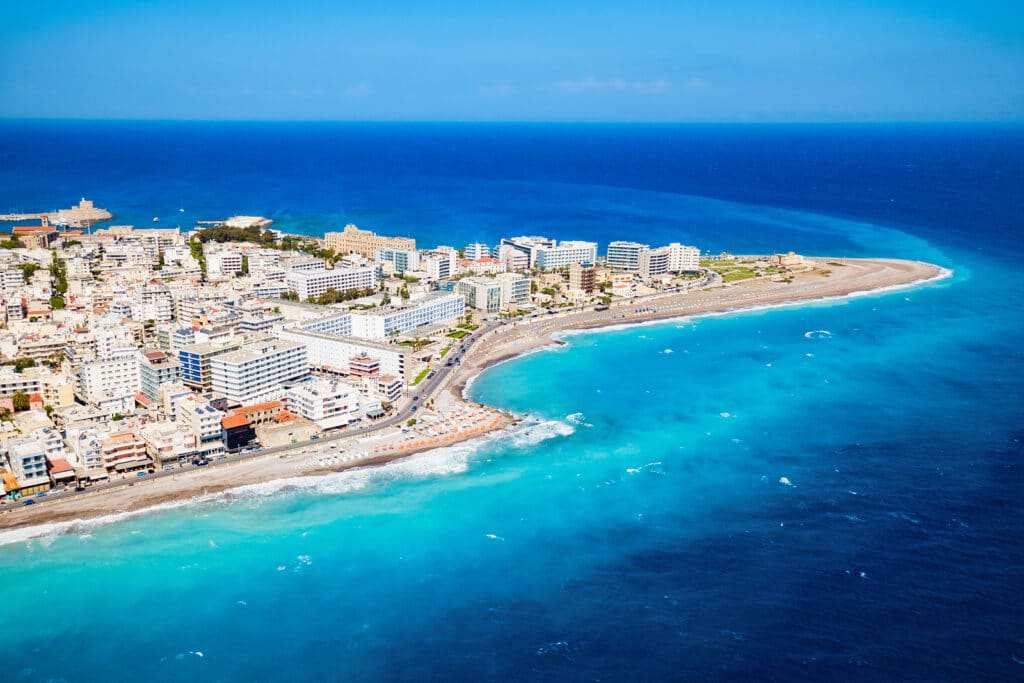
[411,367,430,386]
[721,268,758,282]
[446,330,469,339]
[459,323,479,331]
[440,346,451,357]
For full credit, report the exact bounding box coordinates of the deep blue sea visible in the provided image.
[0,122,1022,681]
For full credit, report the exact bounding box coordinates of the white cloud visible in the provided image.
[479,83,516,97]
[682,77,711,92]
[547,77,673,95]
[344,83,372,98]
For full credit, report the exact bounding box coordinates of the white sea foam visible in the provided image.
[779,477,793,486]
[0,416,574,548]
[804,329,833,340]
[565,412,586,425]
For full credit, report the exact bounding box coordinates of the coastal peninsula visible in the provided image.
[0,256,945,536]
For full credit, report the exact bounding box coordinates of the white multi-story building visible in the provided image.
[140,421,197,466]
[284,379,362,429]
[286,266,376,300]
[174,394,224,443]
[497,273,531,307]
[76,353,140,407]
[207,250,244,277]
[535,240,599,270]
[209,337,309,405]
[606,241,650,271]
[375,247,421,274]
[665,243,700,272]
[423,248,458,281]
[6,437,50,493]
[274,329,413,383]
[464,243,489,260]
[459,275,529,312]
[458,278,502,313]
[639,247,671,279]
[349,293,464,340]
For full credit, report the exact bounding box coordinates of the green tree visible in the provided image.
[12,390,29,412]
[154,250,165,270]
[240,254,249,274]
[112,412,124,421]
[18,263,40,281]
[407,418,417,426]
[49,296,65,309]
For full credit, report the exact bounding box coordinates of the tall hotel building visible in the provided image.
[209,338,309,405]
[286,266,377,300]
[606,241,651,271]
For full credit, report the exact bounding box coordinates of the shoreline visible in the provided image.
[0,257,950,541]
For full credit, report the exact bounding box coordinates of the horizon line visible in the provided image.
[1,117,1022,127]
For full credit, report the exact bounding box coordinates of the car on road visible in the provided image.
[413,395,419,401]
[311,435,320,441]
[23,499,35,506]
[137,471,148,477]
[74,486,86,492]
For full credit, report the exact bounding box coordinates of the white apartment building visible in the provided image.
[375,247,421,274]
[286,266,376,300]
[464,243,489,260]
[284,379,362,429]
[209,338,309,405]
[6,438,50,492]
[274,328,413,383]
[458,278,502,313]
[535,241,599,270]
[459,275,529,312]
[76,353,140,406]
[493,244,530,271]
[207,250,244,277]
[174,394,224,442]
[140,421,198,466]
[423,248,458,281]
[665,243,700,272]
[350,293,464,340]
[639,247,671,279]
[606,241,650,271]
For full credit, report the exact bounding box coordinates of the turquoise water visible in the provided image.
[0,124,1022,680]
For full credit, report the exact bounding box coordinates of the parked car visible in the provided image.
[311,435,320,441]
[137,471,148,477]
[23,499,35,506]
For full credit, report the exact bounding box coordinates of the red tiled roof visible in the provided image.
[221,414,250,429]
[28,393,42,402]
[48,459,74,473]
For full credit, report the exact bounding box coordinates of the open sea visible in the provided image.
[0,122,1022,681]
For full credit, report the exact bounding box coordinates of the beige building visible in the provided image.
[324,224,416,258]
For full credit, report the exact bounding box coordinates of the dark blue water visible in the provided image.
[0,122,1021,681]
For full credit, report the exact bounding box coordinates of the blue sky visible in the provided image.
[1,0,1021,121]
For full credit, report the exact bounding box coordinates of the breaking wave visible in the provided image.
[0,415,575,548]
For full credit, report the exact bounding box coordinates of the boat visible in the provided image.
[152,216,160,222]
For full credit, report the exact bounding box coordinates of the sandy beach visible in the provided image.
[0,257,947,534]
